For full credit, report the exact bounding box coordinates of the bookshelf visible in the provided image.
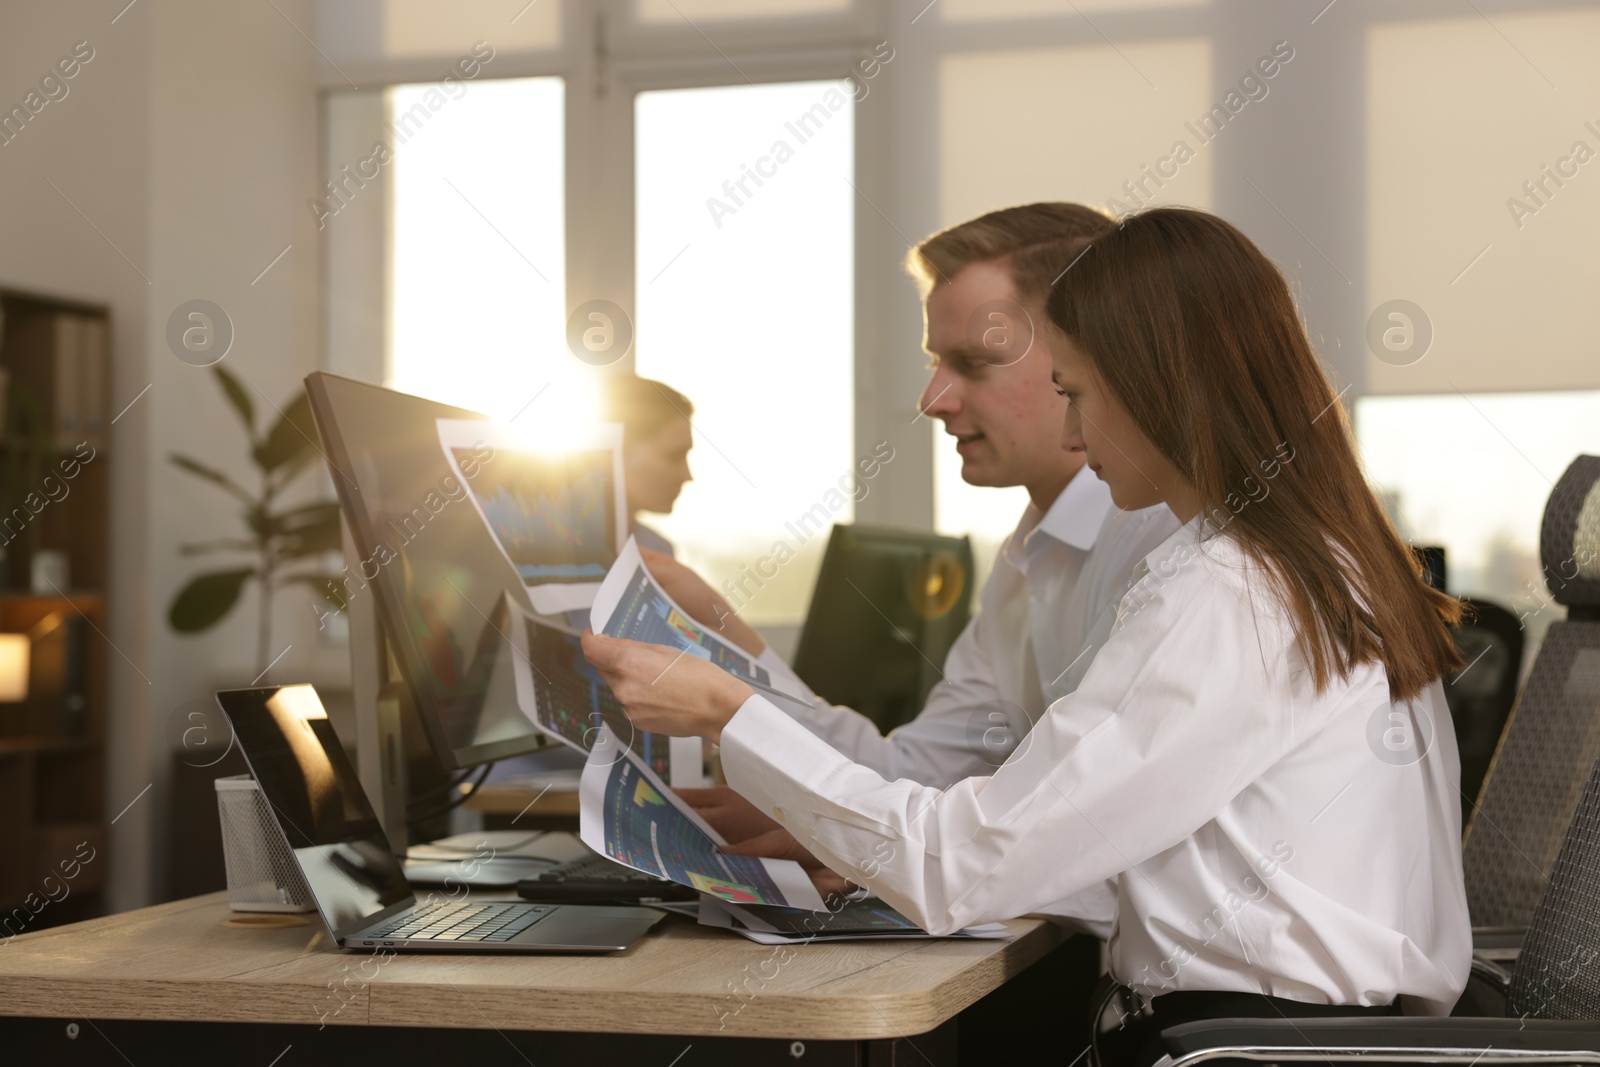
[0,288,110,934]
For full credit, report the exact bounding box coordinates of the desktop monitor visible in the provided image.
[791,524,975,733]
[305,372,617,774]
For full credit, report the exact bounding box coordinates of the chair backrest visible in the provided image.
[1445,598,1524,825]
[1509,745,1600,1019]
[1463,456,1600,929]
[1541,454,1600,618]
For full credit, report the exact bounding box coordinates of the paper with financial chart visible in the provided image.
[589,536,780,687]
[579,725,826,911]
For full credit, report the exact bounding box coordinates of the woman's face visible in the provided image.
[625,419,694,516]
[1051,333,1196,521]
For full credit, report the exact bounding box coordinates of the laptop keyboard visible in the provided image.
[367,901,552,944]
[536,853,666,883]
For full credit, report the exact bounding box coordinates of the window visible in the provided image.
[1357,390,1600,667]
[634,80,855,625]
[388,76,570,421]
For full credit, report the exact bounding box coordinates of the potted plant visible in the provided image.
[167,367,344,675]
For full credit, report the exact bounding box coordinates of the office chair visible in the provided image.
[1445,598,1524,827]
[1145,740,1600,1067]
[1461,454,1600,932]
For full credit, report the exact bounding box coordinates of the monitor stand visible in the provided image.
[346,517,412,857]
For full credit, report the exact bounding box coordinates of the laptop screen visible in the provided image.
[218,685,412,937]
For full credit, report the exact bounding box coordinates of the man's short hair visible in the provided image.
[905,202,1115,305]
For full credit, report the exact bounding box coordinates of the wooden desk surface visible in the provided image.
[0,892,1062,1040]
[464,783,580,818]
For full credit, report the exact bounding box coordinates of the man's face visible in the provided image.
[918,260,1076,494]
[625,419,694,516]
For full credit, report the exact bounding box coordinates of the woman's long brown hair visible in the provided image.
[1046,208,1461,701]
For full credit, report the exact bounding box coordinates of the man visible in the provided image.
[646,202,1181,934]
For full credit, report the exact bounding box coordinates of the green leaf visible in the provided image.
[254,391,318,474]
[268,442,322,488]
[168,568,256,633]
[272,502,344,559]
[169,453,255,506]
[275,501,343,530]
[241,503,270,540]
[213,365,255,439]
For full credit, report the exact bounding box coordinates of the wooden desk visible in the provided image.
[464,782,580,820]
[0,891,1062,1064]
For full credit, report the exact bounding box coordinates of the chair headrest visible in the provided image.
[1541,455,1600,607]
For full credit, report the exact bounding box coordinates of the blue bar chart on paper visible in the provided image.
[603,564,772,686]
[579,737,824,910]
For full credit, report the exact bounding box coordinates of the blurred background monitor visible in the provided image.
[792,525,974,734]
[1414,545,1448,592]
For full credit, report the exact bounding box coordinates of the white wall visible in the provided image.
[0,0,326,910]
[0,0,154,912]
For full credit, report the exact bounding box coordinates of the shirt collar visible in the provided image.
[1129,514,1210,582]
[1032,465,1115,551]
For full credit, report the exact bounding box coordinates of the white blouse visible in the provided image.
[720,518,1471,1013]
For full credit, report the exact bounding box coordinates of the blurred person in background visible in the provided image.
[601,375,694,557]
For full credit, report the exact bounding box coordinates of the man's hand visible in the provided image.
[580,630,751,743]
[639,546,767,657]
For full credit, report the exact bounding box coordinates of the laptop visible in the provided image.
[216,684,664,953]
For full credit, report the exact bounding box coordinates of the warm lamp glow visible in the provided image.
[0,634,30,703]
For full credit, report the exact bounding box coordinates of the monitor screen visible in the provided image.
[218,684,412,938]
[305,372,569,769]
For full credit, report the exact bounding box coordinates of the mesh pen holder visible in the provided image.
[215,774,315,912]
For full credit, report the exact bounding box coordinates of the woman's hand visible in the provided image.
[720,831,855,900]
[580,630,752,744]
[676,786,782,842]
[638,546,767,658]
[677,787,854,899]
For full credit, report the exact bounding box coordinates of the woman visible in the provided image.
[600,375,695,557]
[582,208,1471,1059]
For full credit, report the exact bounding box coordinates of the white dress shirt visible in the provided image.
[722,518,1471,1013]
[759,467,1180,783]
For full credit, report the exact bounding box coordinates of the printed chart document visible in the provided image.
[437,419,627,614]
[580,727,826,911]
[504,594,702,788]
[592,537,822,714]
